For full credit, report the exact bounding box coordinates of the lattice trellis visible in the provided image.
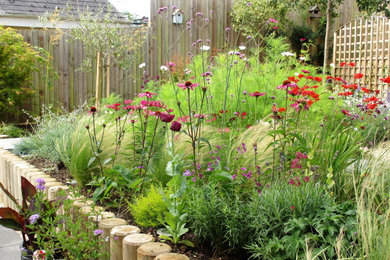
[332,16,390,98]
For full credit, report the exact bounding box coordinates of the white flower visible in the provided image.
[160,65,169,71]
[139,63,146,69]
[281,51,295,57]
[330,63,335,68]
[299,57,306,61]
[184,68,191,74]
[239,45,246,50]
[294,72,299,76]
[200,45,210,51]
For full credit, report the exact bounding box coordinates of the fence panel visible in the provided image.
[147,0,248,78]
[333,17,390,97]
[16,28,146,117]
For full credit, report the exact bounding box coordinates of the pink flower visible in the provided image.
[160,113,175,123]
[138,92,157,98]
[124,99,133,105]
[177,81,199,91]
[291,206,295,210]
[249,91,266,98]
[269,18,279,23]
[170,121,182,132]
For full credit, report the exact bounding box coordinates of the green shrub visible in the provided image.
[0,123,26,137]
[184,184,253,257]
[247,183,358,259]
[0,26,46,118]
[129,185,168,228]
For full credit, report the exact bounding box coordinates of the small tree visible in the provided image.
[64,7,146,104]
[0,26,46,119]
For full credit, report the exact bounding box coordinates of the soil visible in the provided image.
[25,156,236,260]
[27,157,71,184]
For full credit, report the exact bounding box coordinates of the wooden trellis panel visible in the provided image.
[333,16,390,98]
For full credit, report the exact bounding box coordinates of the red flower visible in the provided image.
[354,73,364,79]
[170,121,182,132]
[249,91,266,98]
[160,113,175,123]
[291,206,295,210]
[349,62,355,67]
[241,112,247,119]
[106,103,121,111]
[219,110,228,114]
[380,76,390,84]
[278,107,286,113]
[89,106,97,114]
[314,76,322,82]
[340,62,347,67]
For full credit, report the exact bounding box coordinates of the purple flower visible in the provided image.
[302,70,310,74]
[36,178,45,191]
[247,35,252,39]
[183,170,192,176]
[94,229,104,236]
[243,90,248,95]
[232,174,237,180]
[29,214,39,224]
[196,12,203,16]
[225,27,231,32]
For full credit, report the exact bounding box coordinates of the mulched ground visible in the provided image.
[26,156,236,260]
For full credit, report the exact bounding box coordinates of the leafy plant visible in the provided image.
[159,175,194,247]
[0,123,26,137]
[129,185,167,228]
[0,26,47,119]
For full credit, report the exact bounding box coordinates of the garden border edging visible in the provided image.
[0,148,189,260]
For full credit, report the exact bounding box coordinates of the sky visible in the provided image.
[109,0,150,18]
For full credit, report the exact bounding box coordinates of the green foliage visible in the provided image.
[247,184,358,259]
[356,0,390,18]
[14,106,83,163]
[32,190,108,259]
[160,175,194,247]
[185,184,252,256]
[0,123,26,137]
[129,185,167,228]
[0,26,46,118]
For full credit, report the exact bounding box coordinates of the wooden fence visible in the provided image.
[17,28,147,117]
[332,16,390,96]
[147,0,247,77]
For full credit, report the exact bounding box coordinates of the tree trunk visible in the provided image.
[323,0,333,74]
